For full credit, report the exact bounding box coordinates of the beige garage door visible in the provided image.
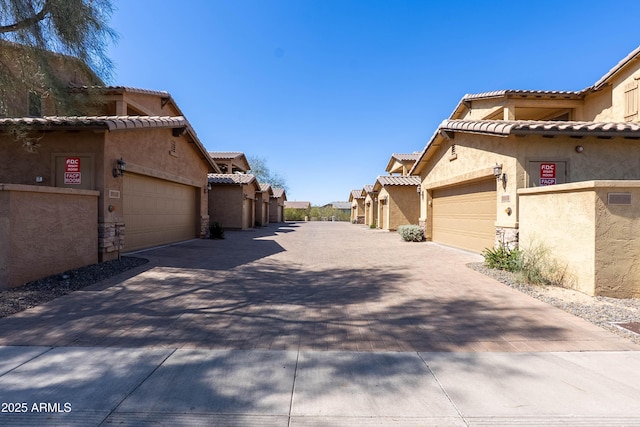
[432,179,496,253]
[124,173,197,251]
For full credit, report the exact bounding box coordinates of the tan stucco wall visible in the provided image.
[387,186,420,230]
[375,186,419,231]
[416,134,516,230]
[350,198,365,223]
[2,126,212,260]
[104,128,210,244]
[364,194,378,226]
[0,184,99,288]
[417,132,640,241]
[209,185,243,229]
[591,57,640,122]
[254,191,270,226]
[519,181,640,298]
[518,183,596,295]
[269,197,284,222]
[593,183,640,298]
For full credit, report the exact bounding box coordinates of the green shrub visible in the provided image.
[482,245,521,272]
[516,242,568,287]
[209,221,225,239]
[369,223,376,229]
[397,225,425,242]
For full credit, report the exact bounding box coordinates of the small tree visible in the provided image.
[0,0,117,116]
[247,155,289,193]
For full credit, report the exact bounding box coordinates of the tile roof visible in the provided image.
[461,90,584,102]
[350,189,365,199]
[208,152,245,160]
[271,188,286,198]
[0,115,187,131]
[593,45,640,89]
[78,86,171,98]
[285,201,310,209]
[330,202,352,209]
[0,115,221,174]
[391,153,420,161]
[440,119,640,138]
[410,119,640,175]
[259,183,272,192]
[208,173,256,185]
[376,175,421,186]
[361,185,376,197]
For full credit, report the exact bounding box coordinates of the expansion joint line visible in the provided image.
[417,352,469,426]
[287,347,301,427]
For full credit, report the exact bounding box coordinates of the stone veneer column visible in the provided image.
[99,221,125,261]
[200,215,210,239]
[495,226,519,250]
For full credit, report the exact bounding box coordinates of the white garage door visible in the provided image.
[123,173,197,251]
[432,178,496,253]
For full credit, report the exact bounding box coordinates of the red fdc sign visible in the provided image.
[540,163,556,186]
[65,157,80,173]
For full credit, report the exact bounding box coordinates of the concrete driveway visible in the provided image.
[1,221,640,426]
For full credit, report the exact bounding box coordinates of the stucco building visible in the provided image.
[362,184,378,227]
[269,187,287,223]
[349,189,366,224]
[410,44,640,297]
[207,173,260,230]
[373,175,421,231]
[1,89,220,287]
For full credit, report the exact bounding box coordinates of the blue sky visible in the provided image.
[106,0,640,205]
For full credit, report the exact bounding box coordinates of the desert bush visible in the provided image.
[209,221,225,239]
[517,242,568,287]
[397,225,425,242]
[482,245,521,272]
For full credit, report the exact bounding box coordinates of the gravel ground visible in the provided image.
[1,257,639,347]
[468,262,640,346]
[0,257,148,318]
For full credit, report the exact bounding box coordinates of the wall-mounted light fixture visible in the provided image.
[575,145,584,153]
[493,163,507,189]
[243,193,249,199]
[416,185,421,194]
[112,158,126,178]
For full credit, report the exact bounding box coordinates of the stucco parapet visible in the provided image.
[0,183,99,197]
[518,180,640,196]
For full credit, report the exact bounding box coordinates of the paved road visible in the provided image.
[0,222,639,426]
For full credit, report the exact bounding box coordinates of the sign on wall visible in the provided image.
[539,163,556,186]
[64,157,81,185]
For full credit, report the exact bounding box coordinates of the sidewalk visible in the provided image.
[1,346,640,426]
[0,222,639,426]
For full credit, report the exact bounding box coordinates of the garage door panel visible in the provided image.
[124,174,196,251]
[432,179,496,253]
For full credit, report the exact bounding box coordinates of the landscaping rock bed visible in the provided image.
[469,262,640,346]
[0,257,148,318]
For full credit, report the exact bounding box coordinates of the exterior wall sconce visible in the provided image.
[243,193,249,199]
[112,158,126,178]
[416,185,421,193]
[493,163,507,189]
[575,145,584,153]
[204,182,212,193]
